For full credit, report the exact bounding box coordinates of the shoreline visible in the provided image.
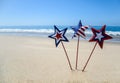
[0,34,120,44]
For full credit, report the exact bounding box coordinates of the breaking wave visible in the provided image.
[0,29,120,36]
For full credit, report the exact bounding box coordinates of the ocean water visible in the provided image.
[0,25,120,42]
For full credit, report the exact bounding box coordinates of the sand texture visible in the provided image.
[0,35,120,83]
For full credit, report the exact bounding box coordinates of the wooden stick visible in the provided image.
[61,41,73,70]
[82,42,97,72]
[75,36,80,70]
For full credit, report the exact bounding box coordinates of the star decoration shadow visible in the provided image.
[48,25,69,47]
[89,25,112,49]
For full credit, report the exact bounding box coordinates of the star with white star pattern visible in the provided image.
[89,25,112,49]
[48,25,69,47]
[95,32,104,41]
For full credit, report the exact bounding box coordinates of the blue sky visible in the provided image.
[0,0,120,26]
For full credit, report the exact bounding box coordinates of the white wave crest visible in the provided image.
[106,31,120,36]
[0,29,54,33]
[0,29,120,36]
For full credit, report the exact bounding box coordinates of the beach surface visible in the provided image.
[0,35,120,83]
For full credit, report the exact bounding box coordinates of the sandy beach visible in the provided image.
[0,35,120,83]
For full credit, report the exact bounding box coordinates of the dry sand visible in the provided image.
[0,35,120,83]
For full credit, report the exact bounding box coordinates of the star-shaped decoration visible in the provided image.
[71,20,88,38]
[95,32,104,41]
[48,25,69,47]
[71,20,82,37]
[72,20,82,32]
[89,25,112,49]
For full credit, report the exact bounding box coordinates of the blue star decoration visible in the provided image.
[71,20,82,38]
[48,25,69,47]
[71,20,88,38]
[71,20,82,32]
[89,25,112,49]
